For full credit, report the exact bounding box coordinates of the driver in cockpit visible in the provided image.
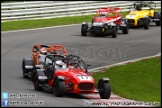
[55,60,67,69]
[38,48,47,65]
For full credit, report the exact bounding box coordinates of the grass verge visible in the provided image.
[1,15,93,31]
[1,9,160,31]
[92,56,161,105]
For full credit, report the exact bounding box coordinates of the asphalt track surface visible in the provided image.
[1,23,161,107]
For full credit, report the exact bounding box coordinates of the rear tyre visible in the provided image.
[22,59,28,78]
[98,80,111,99]
[54,79,65,97]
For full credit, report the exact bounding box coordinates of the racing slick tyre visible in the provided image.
[154,12,161,26]
[112,27,117,38]
[81,24,88,36]
[31,69,35,82]
[98,79,111,99]
[22,59,28,78]
[122,19,129,34]
[33,74,43,91]
[122,26,129,34]
[143,18,149,29]
[31,63,39,82]
[54,79,65,97]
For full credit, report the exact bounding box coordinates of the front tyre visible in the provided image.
[33,74,43,91]
[122,22,129,34]
[98,79,111,99]
[154,12,161,26]
[155,16,161,26]
[54,79,65,97]
[122,27,129,34]
[81,24,88,36]
[144,18,149,29]
[121,19,129,34]
[112,27,117,38]
[155,19,161,26]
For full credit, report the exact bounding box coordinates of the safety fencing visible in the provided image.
[1,1,161,22]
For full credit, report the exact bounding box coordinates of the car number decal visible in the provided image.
[78,76,91,80]
[127,15,135,18]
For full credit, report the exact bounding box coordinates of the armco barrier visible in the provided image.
[1,1,161,22]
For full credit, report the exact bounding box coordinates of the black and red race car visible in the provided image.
[81,7,129,38]
[22,44,68,80]
[32,54,111,99]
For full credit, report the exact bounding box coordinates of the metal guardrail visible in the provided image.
[1,1,161,22]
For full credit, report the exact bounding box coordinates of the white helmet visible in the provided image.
[55,60,66,68]
[100,12,106,17]
[40,48,47,55]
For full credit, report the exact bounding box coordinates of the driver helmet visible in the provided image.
[55,60,66,68]
[134,2,143,10]
[100,12,106,17]
[40,48,47,55]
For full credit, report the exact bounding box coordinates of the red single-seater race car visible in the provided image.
[32,54,111,99]
[81,7,129,38]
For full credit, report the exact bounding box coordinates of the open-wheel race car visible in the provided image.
[81,7,129,38]
[22,44,68,81]
[32,54,111,99]
[125,1,161,29]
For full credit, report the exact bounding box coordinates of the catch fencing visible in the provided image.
[1,1,161,22]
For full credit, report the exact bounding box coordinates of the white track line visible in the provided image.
[2,23,81,33]
[89,53,161,72]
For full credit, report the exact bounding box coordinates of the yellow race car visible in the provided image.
[126,1,161,29]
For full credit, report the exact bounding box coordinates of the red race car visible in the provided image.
[33,54,111,99]
[22,44,68,80]
[81,7,129,38]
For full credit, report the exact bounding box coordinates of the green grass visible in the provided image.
[1,15,93,31]
[92,56,161,105]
